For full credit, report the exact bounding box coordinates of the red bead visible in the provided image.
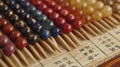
[37,3,47,11]
[15,37,28,49]
[0,18,8,26]
[55,17,66,27]
[72,19,82,29]
[49,12,59,20]
[3,24,15,35]
[66,14,75,22]
[44,7,53,15]
[53,4,62,12]
[3,44,16,56]
[44,0,56,7]
[29,0,41,6]
[61,23,72,34]
[0,35,9,47]
[10,30,22,41]
[59,9,69,17]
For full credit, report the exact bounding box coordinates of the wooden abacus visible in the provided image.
[0,0,119,67]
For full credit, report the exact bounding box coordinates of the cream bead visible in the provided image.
[101,6,112,17]
[92,11,103,20]
[85,0,96,5]
[70,0,81,5]
[76,1,87,9]
[84,6,95,14]
[94,1,104,10]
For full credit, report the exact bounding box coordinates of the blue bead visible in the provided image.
[36,14,47,23]
[39,29,50,40]
[51,27,60,37]
[43,19,54,30]
[17,8,25,15]
[17,0,30,8]
[27,5,36,13]
[33,23,42,32]
[24,18,37,26]
[32,9,42,17]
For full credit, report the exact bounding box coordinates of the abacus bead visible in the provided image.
[84,6,95,14]
[59,9,69,17]
[15,20,26,29]
[10,30,21,41]
[5,10,13,17]
[33,23,42,32]
[27,5,36,13]
[37,3,47,11]
[75,1,87,9]
[101,6,112,17]
[28,34,38,44]
[0,18,8,26]
[113,3,120,14]
[92,11,103,20]
[19,0,30,8]
[32,9,42,17]
[43,20,54,30]
[94,1,104,10]
[51,27,60,37]
[39,29,50,40]
[70,0,78,5]
[26,18,37,26]
[3,44,16,56]
[0,36,9,47]
[15,37,28,49]
[66,14,75,22]
[55,17,66,27]
[85,0,96,5]
[22,27,32,35]
[49,12,59,20]
[61,23,72,34]
[37,15,47,23]
[9,14,19,22]
[53,4,62,12]
[29,0,41,6]
[73,19,82,29]
[45,0,56,7]
[44,7,53,15]
[3,24,14,35]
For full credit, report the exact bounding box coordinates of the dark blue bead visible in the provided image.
[32,9,42,17]
[27,34,38,44]
[36,14,47,23]
[22,27,32,35]
[17,8,25,16]
[27,5,37,13]
[51,27,60,37]
[9,2,20,10]
[43,19,54,30]
[8,0,15,5]
[33,23,42,32]
[17,0,30,8]
[39,29,50,40]
[15,20,26,29]
[24,18,36,26]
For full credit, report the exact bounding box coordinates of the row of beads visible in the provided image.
[4,0,51,40]
[0,18,28,50]
[41,0,83,29]
[0,31,15,56]
[0,1,38,45]
[15,0,60,37]
[101,0,120,14]
[29,0,73,34]
[54,0,112,21]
